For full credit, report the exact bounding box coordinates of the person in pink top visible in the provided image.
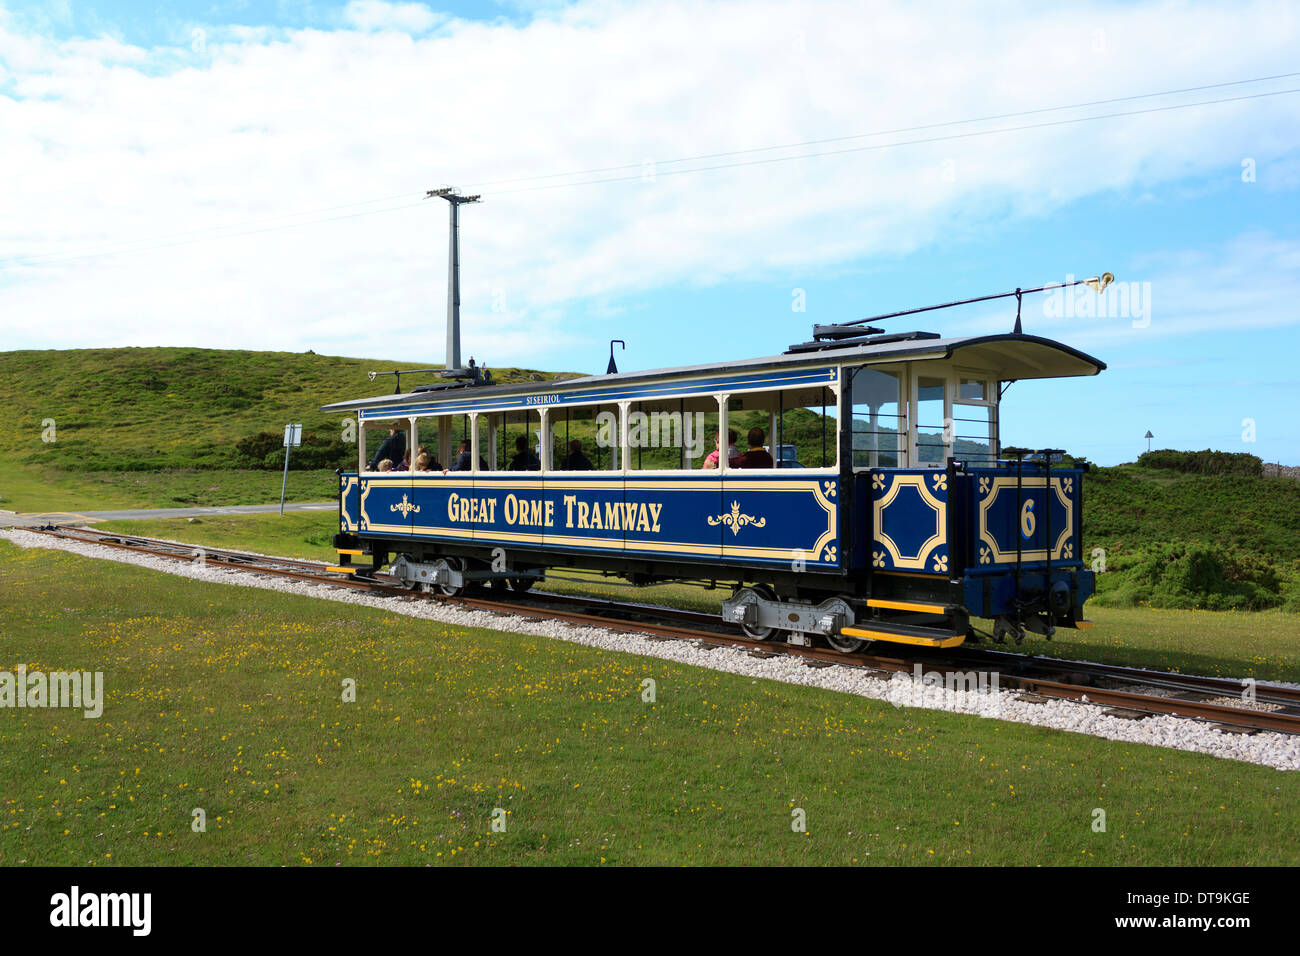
[702,429,741,469]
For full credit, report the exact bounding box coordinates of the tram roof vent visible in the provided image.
[785,329,941,354]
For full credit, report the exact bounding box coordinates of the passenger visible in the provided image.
[415,452,431,472]
[508,435,541,471]
[398,444,430,471]
[368,427,405,471]
[448,439,474,472]
[377,459,393,473]
[737,428,775,468]
[560,439,593,471]
[702,429,740,470]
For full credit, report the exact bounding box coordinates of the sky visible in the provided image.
[1,0,1297,465]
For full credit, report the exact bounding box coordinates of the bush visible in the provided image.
[236,430,352,471]
[1137,448,1263,477]
[1094,541,1283,611]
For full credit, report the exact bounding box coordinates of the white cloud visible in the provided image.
[0,0,1297,369]
[342,1,443,33]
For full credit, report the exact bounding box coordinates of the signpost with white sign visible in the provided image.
[280,424,302,515]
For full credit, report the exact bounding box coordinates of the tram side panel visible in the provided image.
[720,472,842,571]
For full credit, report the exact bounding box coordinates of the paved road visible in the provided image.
[0,502,337,529]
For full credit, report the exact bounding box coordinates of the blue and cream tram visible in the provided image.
[322,326,1104,652]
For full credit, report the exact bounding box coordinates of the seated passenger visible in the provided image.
[737,428,775,468]
[377,459,393,472]
[368,427,405,471]
[508,435,541,471]
[400,444,430,471]
[448,439,474,472]
[702,429,740,470]
[559,439,593,471]
[414,452,431,472]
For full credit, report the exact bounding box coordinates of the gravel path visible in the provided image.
[5,528,1298,771]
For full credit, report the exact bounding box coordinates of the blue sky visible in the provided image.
[1,0,1297,465]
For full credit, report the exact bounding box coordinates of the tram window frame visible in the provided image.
[624,395,718,473]
[492,409,543,473]
[950,368,999,465]
[724,386,838,472]
[904,366,999,467]
[361,418,412,473]
[850,365,907,470]
[545,403,616,473]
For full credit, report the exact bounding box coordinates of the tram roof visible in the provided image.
[321,332,1105,416]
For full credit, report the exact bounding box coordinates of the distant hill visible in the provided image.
[1083,463,1300,612]
[0,347,569,471]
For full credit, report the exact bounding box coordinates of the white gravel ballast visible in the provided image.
[5,527,1299,772]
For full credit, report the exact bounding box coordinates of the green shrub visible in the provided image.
[1093,541,1283,611]
[1137,449,1263,476]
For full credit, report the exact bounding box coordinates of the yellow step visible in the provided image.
[1075,620,1095,630]
[840,626,966,649]
[336,548,364,556]
[865,598,951,615]
[325,565,357,575]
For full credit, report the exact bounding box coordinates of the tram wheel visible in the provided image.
[435,557,466,597]
[825,632,866,654]
[739,585,786,641]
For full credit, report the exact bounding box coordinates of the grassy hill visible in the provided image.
[0,347,569,510]
[1082,463,1300,612]
[0,347,564,471]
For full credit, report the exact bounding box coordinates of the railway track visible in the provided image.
[23,524,1300,736]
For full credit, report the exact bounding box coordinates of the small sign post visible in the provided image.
[280,424,302,515]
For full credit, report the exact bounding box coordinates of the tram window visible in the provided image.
[953,375,997,464]
[548,405,604,471]
[915,376,947,466]
[958,377,988,402]
[734,387,835,469]
[496,410,542,471]
[851,368,903,469]
[625,398,711,471]
[362,422,407,472]
[953,403,996,463]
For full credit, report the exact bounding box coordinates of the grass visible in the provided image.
[0,464,340,513]
[93,511,1300,683]
[1,538,1295,867]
